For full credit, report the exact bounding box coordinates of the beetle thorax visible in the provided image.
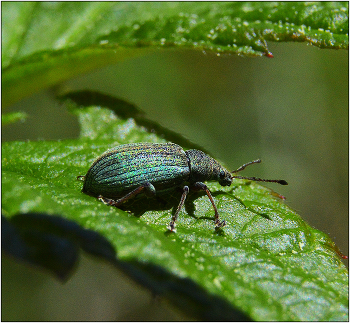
[185,149,232,186]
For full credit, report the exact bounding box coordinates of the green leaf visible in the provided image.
[2,2,348,107]
[2,111,28,126]
[2,99,348,321]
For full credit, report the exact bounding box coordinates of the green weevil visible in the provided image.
[78,142,287,232]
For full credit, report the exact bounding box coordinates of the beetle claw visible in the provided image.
[215,219,226,229]
[167,223,177,233]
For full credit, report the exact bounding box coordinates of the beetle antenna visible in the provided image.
[232,159,261,172]
[231,159,288,185]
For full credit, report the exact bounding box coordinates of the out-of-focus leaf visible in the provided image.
[2,2,348,106]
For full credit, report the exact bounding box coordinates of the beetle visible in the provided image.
[78,142,287,232]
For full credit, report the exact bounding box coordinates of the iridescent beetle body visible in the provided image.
[79,142,287,232]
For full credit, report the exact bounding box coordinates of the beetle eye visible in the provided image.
[219,170,226,179]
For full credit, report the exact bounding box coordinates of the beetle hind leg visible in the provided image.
[98,182,156,207]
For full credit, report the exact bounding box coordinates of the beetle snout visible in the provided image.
[218,170,232,186]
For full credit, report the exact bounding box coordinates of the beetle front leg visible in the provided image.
[193,182,226,229]
[167,186,189,232]
[98,182,156,207]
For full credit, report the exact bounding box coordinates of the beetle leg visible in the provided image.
[193,182,226,229]
[168,186,189,232]
[98,182,155,207]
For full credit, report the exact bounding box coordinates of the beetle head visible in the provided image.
[218,168,232,186]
